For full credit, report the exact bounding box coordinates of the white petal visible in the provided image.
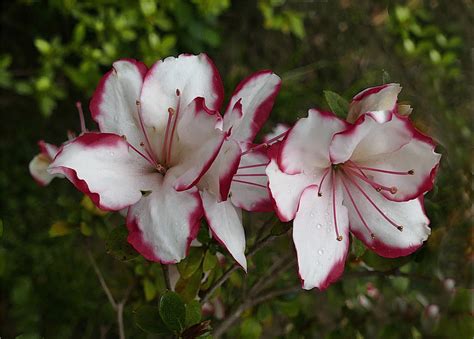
[140,53,224,134]
[280,109,348,174]
[230,150,272,212]
[330,111,412,164]
[201,190,247,270]
[49,133,156,211]
[90,59,147,149]
[347,83,401,123]
[29,154,60,186]
[223,70,281,143]
[127,177,202,263]
[341,174,430,258]
[170,98,225,191]
[355,130,440,201]
[293,185,349,290]
[266,153,316,222]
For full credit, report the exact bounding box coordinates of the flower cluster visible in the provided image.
[30,54,441,290]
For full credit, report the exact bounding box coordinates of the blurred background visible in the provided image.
[1,0,472,338]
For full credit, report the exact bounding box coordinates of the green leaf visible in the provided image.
[185,300,202,327]
[80,222,93,236]
[203,251,218,272]
[361,250,409,271]
[134,305,172,335]
[49,221,72,237]
[34,38,51,54]
[159,291,186,332]
[105,226,139,262]
[175,267,202,302]
[270,221,292,236]
[143,278,157,301]
[351,236,366,258]
[324,90,349,118]
[177,247,204,279]
[240,318,262,339]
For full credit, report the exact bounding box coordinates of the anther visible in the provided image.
[376,187,382,192]
[370,233,375,240]
[408,170,414,175]
[389,186,398,194]
[135,99,140,106]
[337,235,343,241]
[318,192,323,197]
[176,89,180,96]
[121,135,127,141]
[397,226,404,231]
[140,142,145,147]
[168,107,175,115]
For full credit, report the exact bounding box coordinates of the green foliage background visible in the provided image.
[1,0,472,338]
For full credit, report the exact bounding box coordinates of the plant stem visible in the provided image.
[200,232,281,304]
[161,264,172,290]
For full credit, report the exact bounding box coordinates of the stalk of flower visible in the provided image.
[266,85,441,290]
[48,54,227,264]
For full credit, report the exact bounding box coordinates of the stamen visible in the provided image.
[75,101,87,133]
[342,171,404,231]
[238,163,268,170]
[136,100,158,166]
[126,141,156,167]
[347,168,398,195]
[317,167,330,197]
[232,179,267,189]
[161,108,174,165]
[332,171,343,242]
[341,176,375,240]
[166,90,181,164]
[241,129,289,156]
[347,161,414,176]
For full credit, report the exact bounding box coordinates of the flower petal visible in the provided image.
[140,53,224,133]
[230,149,272,212]
[201,190,247,270]
[266,144,316,221]
[199,139,242,202]
[354,129,440,201]
[293,185,350,290]
[127,177,202,263]
[90,59,147,149]
[347,83,401,123]
[29,154,60,186]
[280,109,348,174]
[171,98,226,191]
[341,176,430,258]
[49,133,156,211]
[329,111,412,164]
[38,140,59,160]
[223,70,281,143]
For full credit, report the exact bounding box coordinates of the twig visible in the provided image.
[200,232,280,304]
[88,250,133,339]
[161,264,172,290]
[87,251,117,309]
[213,285,301,338]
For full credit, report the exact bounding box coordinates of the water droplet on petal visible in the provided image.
[318,249,324,255]
[316,223,322,229]
[109,152,115,156]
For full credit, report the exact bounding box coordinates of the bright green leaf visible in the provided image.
[177,247,204,279]
[143,278,157,301]
[240,318,262,339]
[49,221,72,237]
[324,90,349,118]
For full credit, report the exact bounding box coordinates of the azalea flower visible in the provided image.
[266,84,441,290]
[49,54,227,264]
[29,140,62,186]
[198,71,282,270]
